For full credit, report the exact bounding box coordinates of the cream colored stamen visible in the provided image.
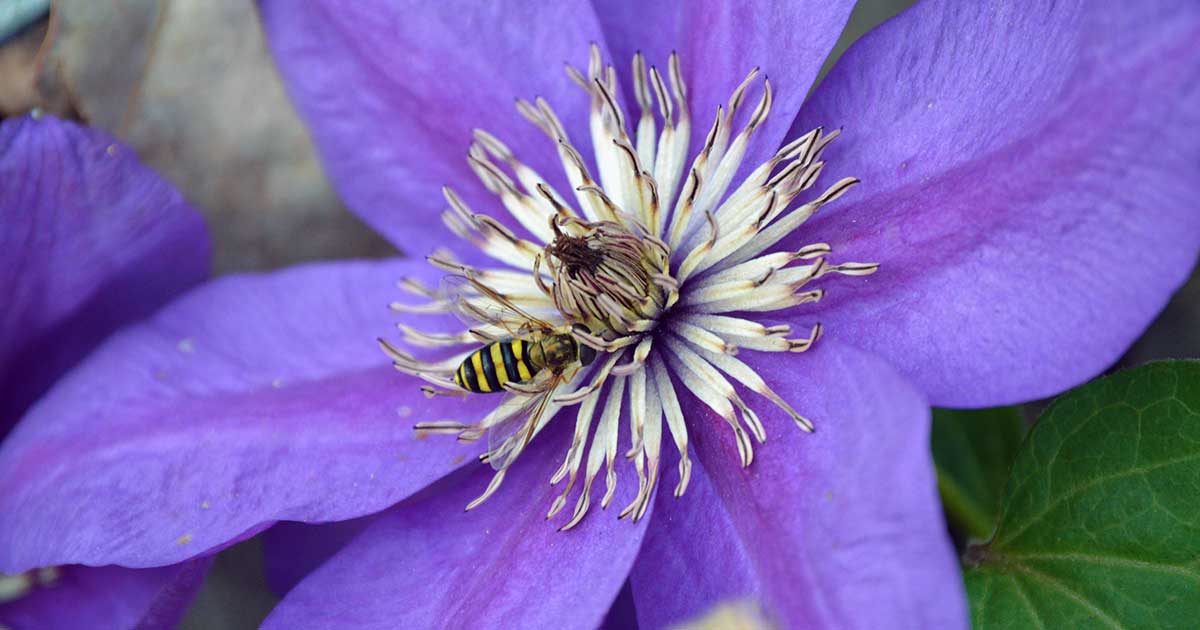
[381,45,877,528]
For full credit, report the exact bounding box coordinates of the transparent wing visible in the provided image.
[471,385,541,451]
[439,274,551,339]
[484,372,564,471]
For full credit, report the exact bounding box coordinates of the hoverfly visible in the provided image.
[453,326,597,394]
[425,274,599,471]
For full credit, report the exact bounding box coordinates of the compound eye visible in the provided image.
[578,342,597,366]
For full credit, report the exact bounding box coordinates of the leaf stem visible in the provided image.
[936,464,995,542]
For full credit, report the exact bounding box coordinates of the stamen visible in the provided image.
[562,376,625,531]
[555,350,624,405]
[611,336,654,376]
[662,339,754,467]
[380,47,876,529]
[650,353,692,496]
[547,384,603,518]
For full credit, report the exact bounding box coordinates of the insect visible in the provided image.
[431,274,600,471]
[453,329,596,394]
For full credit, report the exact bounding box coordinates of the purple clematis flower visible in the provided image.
[0,114,212,628]
[1,1,1198,628]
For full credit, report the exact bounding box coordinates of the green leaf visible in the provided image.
[965,361,1200,629]
[932,406,1026,541]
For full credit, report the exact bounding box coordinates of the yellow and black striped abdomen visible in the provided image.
[454,339,537,393]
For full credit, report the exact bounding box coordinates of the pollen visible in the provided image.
[380,45,877,529]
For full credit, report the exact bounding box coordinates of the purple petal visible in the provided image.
[0,114,209,434]
[262,416,650,630]
[0,559,210,630]
[598,582,638,630]
[629,342,966,629]
[259,0,605,256]
[592,0,855,171]
[788,0,1200,406]
[0,258,495,572]
[261,517,375,597]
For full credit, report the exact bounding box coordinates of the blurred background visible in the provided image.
[2,0,1195,627]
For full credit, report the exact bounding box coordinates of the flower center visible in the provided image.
[547,232,605,278]
[544,217,672,336]
[380,45,878,529]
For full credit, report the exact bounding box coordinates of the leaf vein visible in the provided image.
[1010,551,1200,582]
[1009,562,1128,630]
[1010,574,1048,630]
[998,451,1200,545]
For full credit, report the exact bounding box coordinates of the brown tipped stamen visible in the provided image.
[378,47,877,529]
